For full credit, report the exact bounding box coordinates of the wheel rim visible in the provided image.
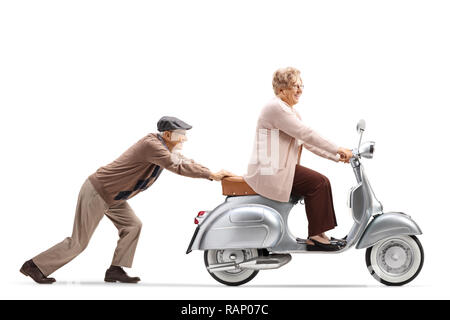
[369,235,423,284]
[205,249,259,285]
[216,249,250,275]
[376,238,413,277]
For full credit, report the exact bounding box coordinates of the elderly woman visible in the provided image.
[244,67,353,251]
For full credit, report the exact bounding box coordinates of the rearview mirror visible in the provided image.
[356,119,366,133]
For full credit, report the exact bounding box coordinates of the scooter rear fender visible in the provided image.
[186,203,284,253]
[356,212,422,249]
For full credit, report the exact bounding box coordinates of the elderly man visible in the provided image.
[20,116,232,284]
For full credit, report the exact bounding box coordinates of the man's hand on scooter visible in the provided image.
[210,169,236,181]
[338,147,353,163]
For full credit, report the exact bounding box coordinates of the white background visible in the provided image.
[1,0,449,300]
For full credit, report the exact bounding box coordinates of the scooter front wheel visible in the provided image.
[204,249,260,286]
[365,235,424,286]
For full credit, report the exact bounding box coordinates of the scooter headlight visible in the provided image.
[359,141,375,159]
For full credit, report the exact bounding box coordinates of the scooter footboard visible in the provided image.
[356,212,422,249]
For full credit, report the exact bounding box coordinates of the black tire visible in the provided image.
[204,249,260,286]
[365,235,424,286]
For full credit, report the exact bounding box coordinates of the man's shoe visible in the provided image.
[20,259,56,284]
[104,265,141,283]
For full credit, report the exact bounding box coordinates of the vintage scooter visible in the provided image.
[186,120,424,286]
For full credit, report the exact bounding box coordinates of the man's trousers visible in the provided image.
[33,178,142,277]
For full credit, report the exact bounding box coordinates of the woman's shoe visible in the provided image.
[331,235,347,242]
[330,236,347,246]
[306,238,342,251]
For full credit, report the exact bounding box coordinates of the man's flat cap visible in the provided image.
[157,116,192,132]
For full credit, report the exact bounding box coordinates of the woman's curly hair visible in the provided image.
[272,67,301,95]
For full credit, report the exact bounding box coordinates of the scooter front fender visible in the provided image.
[356,212,422,249]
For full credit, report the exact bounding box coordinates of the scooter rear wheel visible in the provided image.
[204,249,260,286]
[365,235,424,286]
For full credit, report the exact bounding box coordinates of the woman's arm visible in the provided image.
[303,142,340,162]
[270,106,339,155]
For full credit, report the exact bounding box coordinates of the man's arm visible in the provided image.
[144,135,237,180]
[170,152,215,179]
[147,142,213,180]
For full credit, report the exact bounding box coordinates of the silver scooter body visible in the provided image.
[187,158,421,254]
[186,120,423,285]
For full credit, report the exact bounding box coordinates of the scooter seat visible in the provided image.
[222,176,258,196]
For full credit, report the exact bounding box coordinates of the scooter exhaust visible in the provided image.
[207,254,292,273]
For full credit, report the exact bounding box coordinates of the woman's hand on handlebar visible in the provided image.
[338,147,353,163]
